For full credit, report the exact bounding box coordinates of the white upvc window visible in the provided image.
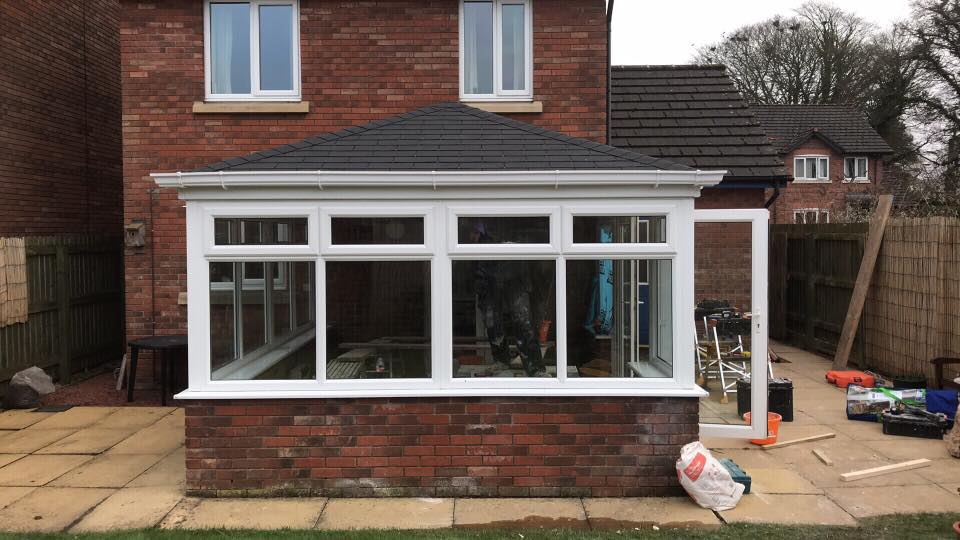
[843,157,869,183]
[794,208,829,224]
[460,0,533,101]
[204,0,301,101]
[793,155,830,182]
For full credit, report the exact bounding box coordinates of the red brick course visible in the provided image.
[184,396,698,497]
[1,0,121,236]
[120,0,608,342]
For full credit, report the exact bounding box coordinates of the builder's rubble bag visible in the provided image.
[676,441,744,511]
[846,385,925,422]
[826,370,875,389]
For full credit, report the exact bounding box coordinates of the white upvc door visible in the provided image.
[695,209,769,439]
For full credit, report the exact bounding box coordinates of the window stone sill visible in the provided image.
[193,101,310,114]
[463,101,543,114]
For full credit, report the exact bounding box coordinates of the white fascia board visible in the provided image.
[152,169,727,190]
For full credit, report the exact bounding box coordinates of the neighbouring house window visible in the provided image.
[794,209,829,224]
[793,156,830,181]
[843,157,869,182]
[460,0,532,100]
[206,0,300,101]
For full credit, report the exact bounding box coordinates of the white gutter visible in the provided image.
[152,169,727,190]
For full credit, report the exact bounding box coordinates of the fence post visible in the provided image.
[55,243,71,384]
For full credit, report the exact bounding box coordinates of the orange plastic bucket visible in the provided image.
[743,412,782,446]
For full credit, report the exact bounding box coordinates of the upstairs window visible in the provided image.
[793,156,829,182]
[205,0,300,101]
[794,208,830,224]
[460,0,532,100]
[844,157,869,182]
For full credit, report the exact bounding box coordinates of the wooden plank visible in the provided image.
[812,448,833,466]
[833,195,893,369]
[761,433,835,450]
[840,459,930,482]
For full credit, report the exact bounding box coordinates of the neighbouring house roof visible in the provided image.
[195,102,693,173]
[752,104,894,155]
[609,65,789,186]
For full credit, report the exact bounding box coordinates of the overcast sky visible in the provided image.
[611,0,915,65]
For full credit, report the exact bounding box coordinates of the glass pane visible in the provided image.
[214,218,307,245]
[857,159,868,178]
[463,1,494,94]
[573,216,666,244]
[326,261,431,379]
[567,259,672,378]
[844,158,854,179]
[452,260,557,378]
[794,158,804,179]
[457,216,549,244]
[331,217,424,245]
[819,158,828,178]
[259,4,294,91]
[805,158,816,179]
[501,3,525,91]
[210,2,251,94]
[694,221,754,425]
[210,261,316,381]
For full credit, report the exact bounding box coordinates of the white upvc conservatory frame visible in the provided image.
[155,167,769,439]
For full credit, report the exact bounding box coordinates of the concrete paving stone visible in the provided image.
[35,428,135,455]
[796,458,932,488]
[0,455,25,469]
[708,448,784,469]
[161,497,326,530]
[795,407,853,425]
[49,453,165,488]
[720,493,856,526]
[774,423,847,443]
[0,454,92,487]
[27,407,117,430]
[749,468,822,494]
[583,497,720,529]
[939,483,960,497]
[70,486,183,532]
[153,411,184,430]
[94,407,176,430]
[766,438,886,466]
[0,487,35,510]
[454,497,588,529]
[825,484,960,518]
[0,429,75,454]
[0,487,114,532]
[317,498,452,530]
[825,420,888,441]
[127,447,185,487]
[107,426,184,455]
[0,411,53,430]
[862,438,953,461]
[699,436,754,449]
[916,459,960,484]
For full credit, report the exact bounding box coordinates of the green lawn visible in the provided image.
[3,514,959,540]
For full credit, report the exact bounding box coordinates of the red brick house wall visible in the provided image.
[768,139,883,225]
[0,0,122,236]
[185,397,697,497]
[120,0,608,341]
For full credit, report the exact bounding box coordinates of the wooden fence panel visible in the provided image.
[0,236,124,382]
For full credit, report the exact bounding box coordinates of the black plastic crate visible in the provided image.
[737,378,794,422]
[881,410,948,439]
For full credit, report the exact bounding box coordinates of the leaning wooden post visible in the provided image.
[833,195,893,370]
[55,243,72,384]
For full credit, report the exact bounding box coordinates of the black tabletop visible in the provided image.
[129,335,188,350]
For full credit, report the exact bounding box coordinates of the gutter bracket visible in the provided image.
[316,171,323,191]
[219,171,227,190]
[177,171,183,189]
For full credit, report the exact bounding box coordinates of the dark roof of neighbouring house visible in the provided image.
[195,102,693,173]
[610,65,789,184]
[752,104,894,155]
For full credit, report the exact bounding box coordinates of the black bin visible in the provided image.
[736,378,794,422]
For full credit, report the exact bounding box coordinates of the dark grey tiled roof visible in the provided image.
[195,102,692,173]
[610,65,788,182]
[753,104,893,155]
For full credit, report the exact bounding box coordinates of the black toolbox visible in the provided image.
[881,409,949,439]
[737,378,794,422]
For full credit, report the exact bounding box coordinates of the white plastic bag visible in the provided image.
[10,366,55,396]
[676,441,744,511]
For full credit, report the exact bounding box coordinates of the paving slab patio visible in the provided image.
[0,410,52,430]
[49,453,165,488]
[0,487,114,533]
[161,498,326,530]
[454,498,588,529]
[93,407,176,430]
[317,498,453,530]
[127,448,185,487]
[35,428,135,454]
[582,497,720,529]
[107,425,183,455]
[748,468,822,494]
[26,407,116,430]
[823,484,960,518]
[0,428,75,453]
[0,487,34,510]
[720,493,857,526]
[70,486,183,532]
[0,454,92,487]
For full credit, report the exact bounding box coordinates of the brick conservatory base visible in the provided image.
[184,397,698,497]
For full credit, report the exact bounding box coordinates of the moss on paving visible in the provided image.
[2,513,959,540]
